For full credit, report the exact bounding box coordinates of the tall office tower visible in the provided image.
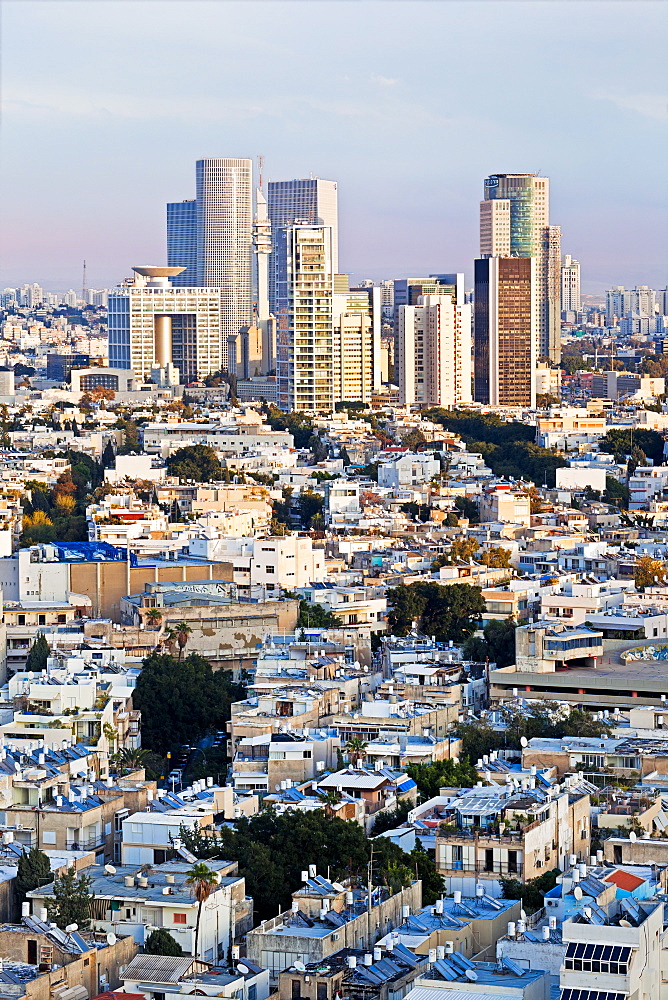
[167,200,197,286]
[108,266,222,383]
[481,173,561,362]
[331,277,381,404]
[396,293,472,408]
[253,189,274,373]
[267,178,338,316]
[196,158,253,369]
[561,254,581,313]
[474,257,536,409]
[276,225,335,412]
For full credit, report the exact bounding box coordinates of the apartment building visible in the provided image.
[29,860,251,962]
[434,778,591,885]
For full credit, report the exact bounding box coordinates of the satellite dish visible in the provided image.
[293,962,306,972]
[106,932,117,946]
[629,831,637,842]
[619,919,632,928]
[573,887,583,900]
[237,963,250,975]
[104,864,116,875]
[520,909,527,922]
[465,970,478,982]
[520,736,528,748]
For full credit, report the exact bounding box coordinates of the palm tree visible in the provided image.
[344,737,368,768]
[112,747,149,775]
[184,862,219,959]
[144,608,163,630]
[317,789,341,819]
[173,621,193,661]
[161,626,177,656]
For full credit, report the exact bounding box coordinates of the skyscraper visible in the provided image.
[167,200,197,286]
[332,278,381,405]
[561,255,581,314]
[267,178,338,316]
[396,292,472,408]
[474,256,536,409]
[481,173,561,362]
[166,159,253,369]
[276,225,335,412]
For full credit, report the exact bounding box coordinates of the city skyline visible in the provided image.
[1,0,665,292]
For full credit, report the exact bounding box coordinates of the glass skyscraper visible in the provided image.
[166,158,253,369]
[167,200,197,287]
[481,173,561,363]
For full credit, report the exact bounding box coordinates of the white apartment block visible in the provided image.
[277,225,335,413]
[188,534,326,594]
[561,254,581,313]
[397,294,472,407]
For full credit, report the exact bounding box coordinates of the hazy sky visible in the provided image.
[2,0,666,293]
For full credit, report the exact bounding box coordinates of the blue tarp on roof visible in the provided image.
[53,541,138,566]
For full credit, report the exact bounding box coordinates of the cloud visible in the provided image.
[592,89,667,121]
[371,74,399,87]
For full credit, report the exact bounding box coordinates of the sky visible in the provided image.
[1,0,666,294]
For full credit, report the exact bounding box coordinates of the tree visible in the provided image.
[144,928,184,956]
[185,862,219,959]
[111,747,150,775]
[144,608,163,630]
[101,439,116,469]
[604,475,630,509]
[344,737,368,766]
[599,428,664,466]
[297,600,341,629]
[47,866,93,930]
[402,428,426,451]
[462,618,518,668]
[16,848,51,905]
[178,807,445,920]
[444,537,479,564]
[166,445,222,483]
[339,446,351,467]
[406,758,479,800]
[481,547,512,569]
[386,582,485,643]
[173,621,193,661]
[25,634,50,672]
[634,555,667,590]
[317,789,342,818]
[454,497,479,523]
[500,868,560,913]
[133,652,244,756]
[298,489,324,529]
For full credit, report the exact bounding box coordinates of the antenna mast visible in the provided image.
[82,259,88,302]
[257,155,264,194]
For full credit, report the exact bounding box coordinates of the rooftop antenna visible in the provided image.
[257,154,264,194]
[82,259,88,302]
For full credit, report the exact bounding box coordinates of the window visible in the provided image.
[18,614,25,625]
[265,566,275,573]
[38,615,46,625]
[173,913,187,924]
[249,988,257,1000]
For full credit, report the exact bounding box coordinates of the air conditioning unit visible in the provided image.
[331,933,340,941]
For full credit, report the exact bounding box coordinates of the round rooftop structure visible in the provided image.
[132,266,186,278]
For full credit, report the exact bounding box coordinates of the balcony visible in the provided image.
[66,833,106,851]
[437,824,529,844]
[438,859,524,877]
